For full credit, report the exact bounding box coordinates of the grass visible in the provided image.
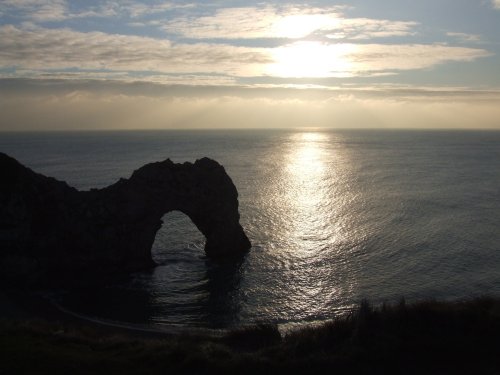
[1,297,500,374]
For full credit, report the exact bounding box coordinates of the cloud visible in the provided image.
[2,79,500,131]
[265,41,490,78]
[124,2,195,18]
[326,18,417,40]
[161,5,417,41]
[493,0,500,9]
[162,5,342,39]
[0,2,416,41]
[0,25,269,77]
[0,1,196,22]
[346,43,491,73]
[4,78,500,101]
[0,25,491,81]
[0,71,238,86]
[0,0,68,21]
[0,0,119,21]
[446,32,482,43]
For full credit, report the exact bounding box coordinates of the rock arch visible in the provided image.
[0,153,251,287]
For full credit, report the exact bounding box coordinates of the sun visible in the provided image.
[265,41,356,78]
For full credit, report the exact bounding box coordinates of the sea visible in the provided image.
[1,129,500,330]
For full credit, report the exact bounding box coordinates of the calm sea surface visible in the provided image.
[1,129,500,328]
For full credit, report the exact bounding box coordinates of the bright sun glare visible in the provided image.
[262,12,355,77]
[266,41,356,78]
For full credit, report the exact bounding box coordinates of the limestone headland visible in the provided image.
[0,152,251,287]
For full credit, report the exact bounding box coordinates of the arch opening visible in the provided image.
[151,210,207,264]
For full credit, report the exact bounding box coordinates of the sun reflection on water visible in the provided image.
[285,131,335,251]
[288,132,327,176]
[250,129,360,322]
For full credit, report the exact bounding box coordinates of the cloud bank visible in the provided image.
[1,79,499,131]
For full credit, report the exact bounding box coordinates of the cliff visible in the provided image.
[0,153,250,287]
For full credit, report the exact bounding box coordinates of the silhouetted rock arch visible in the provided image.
[0,153,250,287]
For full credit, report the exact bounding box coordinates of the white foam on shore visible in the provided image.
[46,293,226,337]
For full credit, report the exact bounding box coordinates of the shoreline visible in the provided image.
[51,295,226,338]
[3,286,500,339]
[1,288,354,338]
[0,289,226,339]
[4,288,500,338]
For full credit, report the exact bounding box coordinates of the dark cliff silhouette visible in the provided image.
[0,152,250,287]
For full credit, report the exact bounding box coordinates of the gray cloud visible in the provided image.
[124,2,195,18]
[346,43,491,72]
[7,0,64,21]
[446,32,483,44]
[0,25,270,77]
[0,1,196,22]
[326,18,418,40]
[3,78,500,102]
[2,78,500,131]
[0,0,118,21]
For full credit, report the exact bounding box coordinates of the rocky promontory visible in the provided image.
[0,153,250,287]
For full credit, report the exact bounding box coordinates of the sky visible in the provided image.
[1,0,500,130]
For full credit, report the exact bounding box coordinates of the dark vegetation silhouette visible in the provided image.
[1,297,499,374]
